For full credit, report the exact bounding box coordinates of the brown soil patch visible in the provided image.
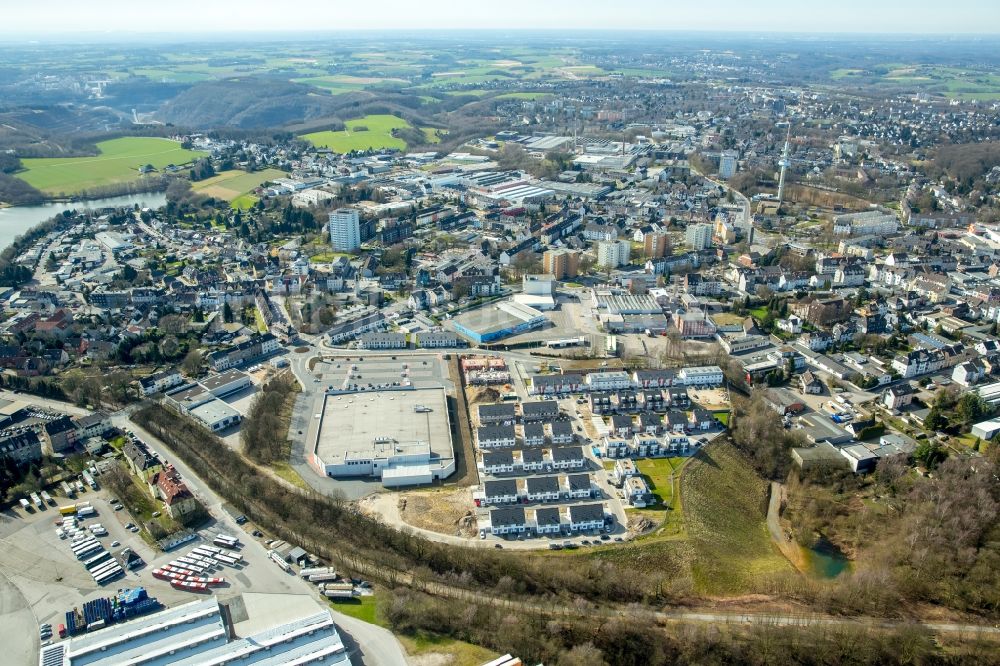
[399,488,477,537]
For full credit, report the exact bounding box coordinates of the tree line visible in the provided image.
[241,372,298,464]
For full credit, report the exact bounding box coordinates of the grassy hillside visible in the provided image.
[580,440,793,598]
[301,114,411,152]
[17,137,206,195]
[684,442,793,594]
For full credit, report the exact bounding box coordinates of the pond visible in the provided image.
[802,536,851,579]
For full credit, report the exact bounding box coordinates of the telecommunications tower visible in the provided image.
[777,125,791,209]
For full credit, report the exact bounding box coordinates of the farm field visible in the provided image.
[494,92,554,100]
[301,114,411,152]
[16,137,207,195]
[827,63,1000,100]
[190,168,288,205]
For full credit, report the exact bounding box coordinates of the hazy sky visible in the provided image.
[1,0,998,35]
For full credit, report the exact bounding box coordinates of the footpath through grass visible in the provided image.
[18,137,207,195]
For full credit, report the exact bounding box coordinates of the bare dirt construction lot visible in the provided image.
[688,387,731,412]
[465,385,503,407]
[397,488,477,538]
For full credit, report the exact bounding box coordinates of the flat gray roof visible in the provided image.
[452,307,525,336]
[189,399,241,426]
[315,388,453,466]
[200,369,250,392]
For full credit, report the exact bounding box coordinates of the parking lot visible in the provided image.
[310,352,451,392]
[0,481,319,659]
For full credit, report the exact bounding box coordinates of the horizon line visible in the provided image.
[2,27,1000,40]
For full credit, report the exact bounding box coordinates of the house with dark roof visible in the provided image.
[638,390,666,412]
[521,400,559,421]
[139,369,185,396]
[533,507,563,535]
[0,431,42,466]
[478,403,517,425]
[123,438,157,476]
[550,446,585,470]
[43,416,78,453]
[609,414,633,437]
[526,476,561,502]
[481,450,515,475]
[477,425,516,449]
[489,506,527,535]
[568,503,606,532]
[633,369,677,388]
[522,422,545,447]
[689,409,715,431]
[637,412,661,434]
[883,384,915,411]
[483,479,519,505]
[529,373,584,395]
[667,388,690,408]
[665,411,688,433]
[549,420,574,444]
[73,411,112,440]
[563,473,593,500]
[518,448,545,472]
[589,393,613,415]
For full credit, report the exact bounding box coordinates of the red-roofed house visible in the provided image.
[35,309,74,339]
[148,464,198,519]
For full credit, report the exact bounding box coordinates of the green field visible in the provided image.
[301,115,412,152]
[494,92,554,100]
[191,168,287,206]
[17,137,207,195]
[577,442,793,596]
[420,127,443,144]
[828,63,1000,100]
[683,442,793,594]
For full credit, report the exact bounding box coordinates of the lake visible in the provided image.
[0,192,167,252]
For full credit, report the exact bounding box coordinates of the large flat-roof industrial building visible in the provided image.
[309,387,455,487]
[452,300,547,344]
[39,594,352,666]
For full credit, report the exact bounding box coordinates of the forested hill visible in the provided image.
[158,78,351,129]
